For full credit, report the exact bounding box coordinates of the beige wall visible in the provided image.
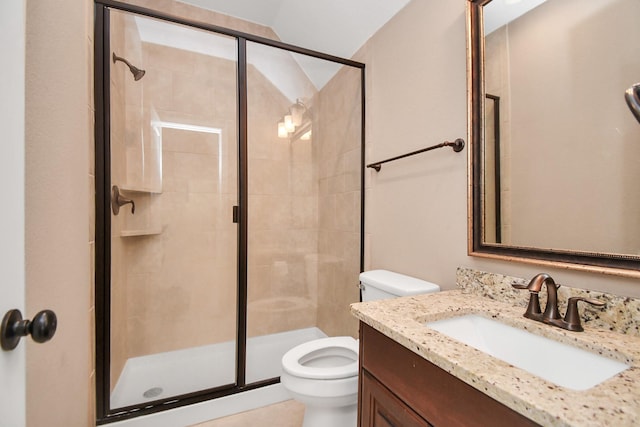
[315,65,363,338]
[25,0,93,425]
[357,0,640,298]
[24,0,640,425]
[355,0,469,289]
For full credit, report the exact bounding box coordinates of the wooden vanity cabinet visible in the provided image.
[358,322,540,427]
[361,370,431,427]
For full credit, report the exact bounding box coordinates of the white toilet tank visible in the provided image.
[359,270,440,302]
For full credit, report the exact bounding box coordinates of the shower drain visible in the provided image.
[143,387,163,399]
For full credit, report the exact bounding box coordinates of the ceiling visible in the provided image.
[176,0,411,59]
[484,0,548,34]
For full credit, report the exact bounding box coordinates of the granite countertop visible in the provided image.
[351,290,640,427]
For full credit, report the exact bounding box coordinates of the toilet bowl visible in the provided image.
[281,270,440,427]
[281,336,359,427]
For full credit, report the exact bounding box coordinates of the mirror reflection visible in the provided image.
[480,0,640,257]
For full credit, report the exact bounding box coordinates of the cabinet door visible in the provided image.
[360,370,432,427]
[360,323,540,427]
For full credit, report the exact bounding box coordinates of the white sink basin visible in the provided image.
[426,314,629,391]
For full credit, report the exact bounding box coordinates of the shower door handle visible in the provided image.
[1,309,57,351]
[233,205,239,223]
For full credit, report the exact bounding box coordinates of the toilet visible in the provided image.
[280,270,440,427]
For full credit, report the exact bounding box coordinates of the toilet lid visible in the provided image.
[282,336,359,380]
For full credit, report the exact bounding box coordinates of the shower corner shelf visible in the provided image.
[115,184,162,237]
[120,227,162,237]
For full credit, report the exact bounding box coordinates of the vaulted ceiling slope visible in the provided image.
[176,0,411,59]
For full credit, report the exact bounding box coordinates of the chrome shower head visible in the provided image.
[112,53,145,81]
[625,82,640,124]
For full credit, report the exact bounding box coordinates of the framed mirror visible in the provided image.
[467,0,640,277]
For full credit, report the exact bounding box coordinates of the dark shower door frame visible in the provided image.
[485,93,501,243]
[94,1,366,423]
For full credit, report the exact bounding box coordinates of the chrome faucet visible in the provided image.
[512,273,604,332]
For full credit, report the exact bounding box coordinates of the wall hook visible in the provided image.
[111,185,135,215]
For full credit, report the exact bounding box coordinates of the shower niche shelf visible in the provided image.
[119,184,162,194]
[115,186,162,238]
[120,227,162,237]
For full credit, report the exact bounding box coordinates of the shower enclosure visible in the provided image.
[94,1,364,423]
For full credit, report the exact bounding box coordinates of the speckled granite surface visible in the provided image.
[456,267,640,337]
[351,269,640,427]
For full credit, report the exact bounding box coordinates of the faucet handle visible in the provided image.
[512,282,543,319]
[562,297,605,332]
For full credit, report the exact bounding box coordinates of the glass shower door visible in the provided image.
[107,9,239,409]
[244,41,363,384]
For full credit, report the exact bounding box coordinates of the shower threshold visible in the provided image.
[110,327,327,410]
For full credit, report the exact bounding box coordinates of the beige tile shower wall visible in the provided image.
[120,0,279,41]
[119,54,322,353]
[246,65,319,338]
[110,0,323,364]
[125,130,238,357]
[122,14,155,191]
[113,0,356,359]
[121,42,239,358]
[315,66,362,339]
[109,10,130,390]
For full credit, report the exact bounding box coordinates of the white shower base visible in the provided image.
[110,327,326,427]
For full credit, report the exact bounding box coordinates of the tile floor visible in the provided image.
[191,400,305,427]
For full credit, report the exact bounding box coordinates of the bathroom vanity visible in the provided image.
[351,270,640,427]
[358,322,537,426]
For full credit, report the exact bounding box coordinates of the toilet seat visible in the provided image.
[282,336,358,380]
